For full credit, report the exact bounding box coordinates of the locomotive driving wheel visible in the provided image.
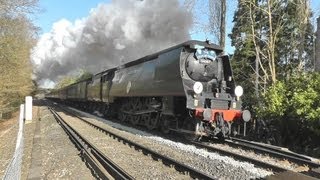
[118,100,131,122]
[145,113,159,130]
[118,105,126,122]
[129,98,141,125]
[160,115,171,134]
[130,116,139,125]
[214,113,231,140]
[118,111,126,122]
[183,117,203,141]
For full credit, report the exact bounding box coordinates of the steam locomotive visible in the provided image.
[47,40,251,140]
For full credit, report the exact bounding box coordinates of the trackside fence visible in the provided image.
[2,104,25,180]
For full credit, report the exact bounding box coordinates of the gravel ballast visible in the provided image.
[37,107,94,179]
[20,103,95,180]
[59,112,192,179]
[70,107,274,179]
[2,101,295,179]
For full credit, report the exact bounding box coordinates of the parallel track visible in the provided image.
[189,140,288,172]
[186,138,320,180]
[227,137,320,168]
[188,141,320,179]
[48,107,133,179]
[50,103,217,180]
[49,100,320,179]
[225,137,320,178]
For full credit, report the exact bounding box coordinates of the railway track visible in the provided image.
[227,137,320,168]
[226,137,320,179]
[187,139,320,179]
[48,107,133,179]
[48,101,320,179]
[48,103,216,179]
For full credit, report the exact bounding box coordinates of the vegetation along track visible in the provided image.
[48,103,216,179]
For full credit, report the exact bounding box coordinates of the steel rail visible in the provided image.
[230,137,313,160]
[226,137,320,168]
[49,101,319,179]
[48,107,134,180]
[61,106,217,180]
[189,140,288,173]
[188,141,320,179]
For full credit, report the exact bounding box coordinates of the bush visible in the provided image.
[259,73,320,124]
[256,72,320,154]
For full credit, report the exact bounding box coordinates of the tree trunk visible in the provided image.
[220,0,226,50]
[267,0,276,84]
[255,46,260,100]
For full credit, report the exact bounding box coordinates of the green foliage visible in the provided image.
[230,0,314,112]
[55,70,93,89]
[0,0,39,109]
[76,70,93,82]
[258,73,320,135]
[55,77,77,89]
[258,81,287,117]
[288,74,320,122]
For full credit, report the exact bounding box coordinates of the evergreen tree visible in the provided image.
[229,0,259,110]
[230,0,318,153]
[230,0,314,110]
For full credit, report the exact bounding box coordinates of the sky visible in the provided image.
[33,0,320,54]
[32,0,195,87]
[34,0,320,53]
[34,0,104,34]
[31,0,320,88]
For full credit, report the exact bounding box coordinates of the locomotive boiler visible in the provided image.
[47,40,251,140]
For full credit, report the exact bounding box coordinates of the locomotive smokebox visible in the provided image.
[185,49,220,82]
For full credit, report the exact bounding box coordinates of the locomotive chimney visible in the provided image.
[315,16,320,71]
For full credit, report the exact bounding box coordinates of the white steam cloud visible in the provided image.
[31,0,192,88]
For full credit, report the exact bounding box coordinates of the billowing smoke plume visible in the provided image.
[31,0,192,88]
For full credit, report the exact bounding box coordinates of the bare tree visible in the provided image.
[296,0,311,71]
[184,0,226,47]
[0,0,39,109]
[219,0,226,49]
[243,0,286,84]
[183,0,196,12]
[208,0,226,48]
[0,0,39,17]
